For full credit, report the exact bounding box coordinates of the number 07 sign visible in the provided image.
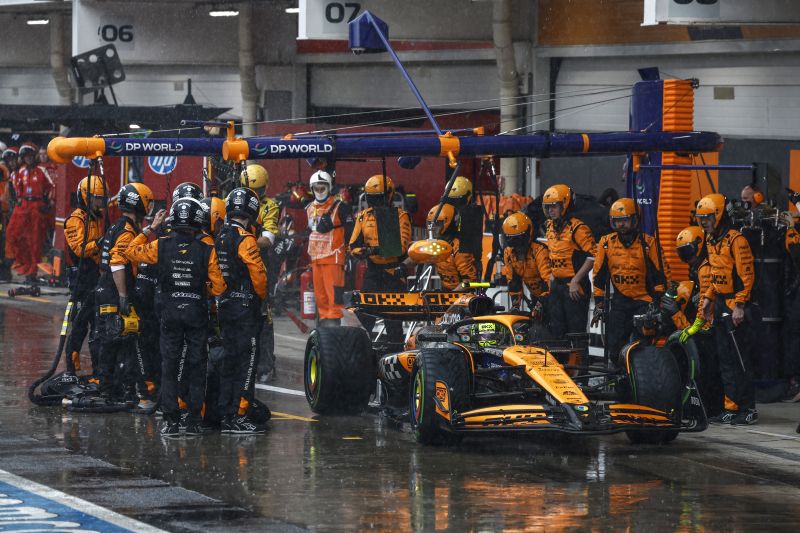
[298,0,363,40]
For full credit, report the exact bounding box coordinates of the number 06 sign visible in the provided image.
[298,0,363,40]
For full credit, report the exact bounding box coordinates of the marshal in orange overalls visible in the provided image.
[307,197,354,321]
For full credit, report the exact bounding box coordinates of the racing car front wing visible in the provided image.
[448,402,696,435]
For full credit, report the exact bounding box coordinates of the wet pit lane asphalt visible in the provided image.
[1,293,800,532]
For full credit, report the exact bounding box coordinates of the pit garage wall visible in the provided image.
[540,138,800,203]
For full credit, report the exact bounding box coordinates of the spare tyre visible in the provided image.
[624,344,682,444]
[304,326,375,414]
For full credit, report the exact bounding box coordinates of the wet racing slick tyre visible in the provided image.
[625,345,682,444]
[410,349,470,445]
[304,326,375,414]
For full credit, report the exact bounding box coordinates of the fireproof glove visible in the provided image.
[679,316,706,344]
[119,295,131,316]
[660,292,680,316]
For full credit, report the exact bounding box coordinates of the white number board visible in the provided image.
[298,0,364,40]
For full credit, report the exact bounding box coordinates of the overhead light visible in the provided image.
[129,123,141,129]
[27,19,49,25]
[209,9,239,17]
[285,7,300,14]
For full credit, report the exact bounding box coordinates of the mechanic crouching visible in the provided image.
[591,198,670,362]
[124,198,226,437]
[496,212,551,316]
[541,185,596,337]
[349,175,412,347]
[695,193,758,425]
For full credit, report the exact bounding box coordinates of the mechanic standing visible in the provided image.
[63,175,107,375]
[445,176,484,278]
[426,203,476,290]
[349,174,412,346]
[124,198,226,437]
[780,219,800,402]
[541,184,596,337]
[497,212,550,312]
[93,183,154,404]
[663,225,724,417]
[591,198,670,361]
[696,193,758,425]
[240,164,279,382]
[6,143,53,280]
[306,170,354,327]
[216,187,270,433]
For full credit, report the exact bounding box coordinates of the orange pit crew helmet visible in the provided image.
[77,175,108,213]
[364,174,394,207]
[501,211,532,251]
[426,203,457,236]
[695,193,726,230]
[675,226,705,264]
[542,184,573,218]
[608,197,639,231]
[201,197,226,235]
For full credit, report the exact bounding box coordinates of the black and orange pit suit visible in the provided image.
[64,208,103,374]
[593,231,669,360]
[501,241,551,309]
[216,219,268,420]
[124,230,226,426]
[544,217,596,337]
[703,227,756,412]
[349,206,413,345]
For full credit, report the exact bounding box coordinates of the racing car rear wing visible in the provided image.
[350,291,464,320]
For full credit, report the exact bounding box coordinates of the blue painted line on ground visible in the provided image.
[0,469,165,532]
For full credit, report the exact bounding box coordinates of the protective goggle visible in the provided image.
[365,193,386,206]
[505,233,529,249]
[609,215,634,228]
[676,243,699,262]
[694,213,716,225]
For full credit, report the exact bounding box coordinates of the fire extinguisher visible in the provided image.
[300,268,316,319]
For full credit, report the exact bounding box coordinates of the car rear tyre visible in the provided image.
[304,326,375,414]
[625,345,682,444]
[410,349,469,445]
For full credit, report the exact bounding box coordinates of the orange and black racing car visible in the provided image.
[303,284,708,445]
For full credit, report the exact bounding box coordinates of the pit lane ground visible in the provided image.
[1,284,799,532]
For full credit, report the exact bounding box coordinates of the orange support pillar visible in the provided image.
[657,80,695,281]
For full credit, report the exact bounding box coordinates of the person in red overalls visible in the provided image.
[306,170,354,327]
[6,143,54,280]
[1,146,19,278]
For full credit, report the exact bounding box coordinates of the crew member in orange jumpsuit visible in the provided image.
[591,198,670,360]
[696,193,758,425]
[6,143,53,280]
[427,203,477,291]
[663,225,723,417]
[63,175,107,374]
[306,170,354,327]
[349,175,412,345]
[541,184,596,337]
[498,212,551,312]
